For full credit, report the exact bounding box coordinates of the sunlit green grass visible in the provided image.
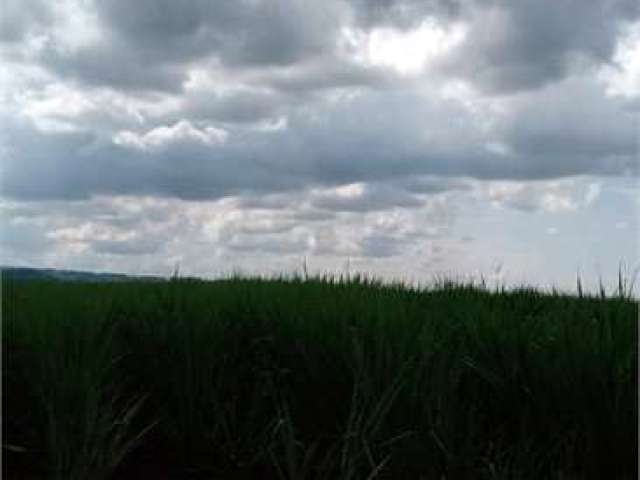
[3,274,637,479]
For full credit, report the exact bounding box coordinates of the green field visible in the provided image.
[3,275,638,479]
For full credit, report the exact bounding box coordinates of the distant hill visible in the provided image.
[1,266,166,282]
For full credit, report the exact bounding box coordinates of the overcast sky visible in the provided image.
[1,0,638,293]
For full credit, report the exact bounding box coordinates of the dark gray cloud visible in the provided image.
[25,0,345,93]
[347,0,462,29]
[96,0,340,67]
[498,77,638,177]
[2,72,636,204]
[1,0,637,212]
[2,116,296,201]
[438,0,639,93]
[395,176,471,194]
[1,117,100,200]
[5,0,637,98]
[39,42,187,93]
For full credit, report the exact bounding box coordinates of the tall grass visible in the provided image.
[3,274,638,479]
[3,281,152,479]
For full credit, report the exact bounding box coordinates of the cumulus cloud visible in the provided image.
[309,182,425,212]
[4,77,633,204]
[498,77,637,168]
[0,189,457,272]
[600,22,640,102]
[13,0,346,93]
[485,178,602,213]
[436,0,639,93]
[1,0,637,286]
[114,120,228,150]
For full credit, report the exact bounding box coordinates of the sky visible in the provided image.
[1,0,639,293]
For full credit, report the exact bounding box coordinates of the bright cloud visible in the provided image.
[601,22,640,100]
[114,121,228,150]
[486,178,602,213]
[358,19,466,74]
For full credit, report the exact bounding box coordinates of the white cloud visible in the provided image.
[351,18,466,74]
[113,120,228,150]
[601,22,640,100]
[584,183,602,205]
[486,177,602,213]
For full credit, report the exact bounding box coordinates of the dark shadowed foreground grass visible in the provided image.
[3,275,638,479]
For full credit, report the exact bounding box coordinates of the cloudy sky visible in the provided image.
[1,0,638,292]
